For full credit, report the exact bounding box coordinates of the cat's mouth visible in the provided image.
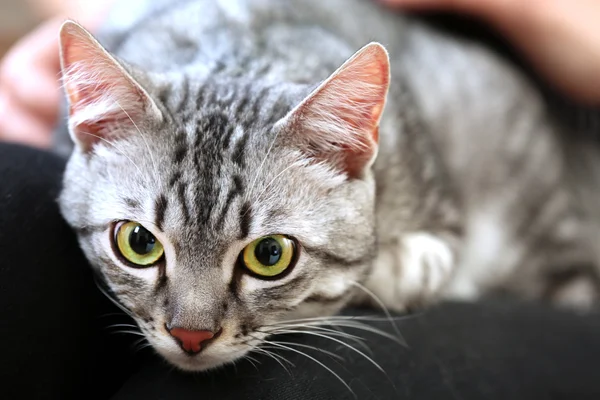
[195,327,223,350]
[147,328,256,371]
[159,343,252,372]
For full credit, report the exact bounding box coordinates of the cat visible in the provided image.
[55,0,598,372]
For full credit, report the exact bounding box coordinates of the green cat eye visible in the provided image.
[242,235,295,277]
[115,221,164,266]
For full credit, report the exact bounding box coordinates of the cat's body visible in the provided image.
[56,0,597,371]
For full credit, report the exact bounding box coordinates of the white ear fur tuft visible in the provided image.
[284,42,390,178]
[59,20,161,152]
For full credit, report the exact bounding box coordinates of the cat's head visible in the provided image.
[58,21,389,371]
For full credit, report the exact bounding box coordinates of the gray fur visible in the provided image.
[56,0,598,371]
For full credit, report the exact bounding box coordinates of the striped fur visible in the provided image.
[56,0,598,372]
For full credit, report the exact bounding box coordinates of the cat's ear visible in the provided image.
[59,20,161,152]
[282,42,390,179]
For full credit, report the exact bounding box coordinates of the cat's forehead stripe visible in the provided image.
[220,123,237,150]
[165,76,292,134]
[168,170,183,189]
[238,202,252,240]
[173,130,188,165]
[231,129,249,167]
[176,182,192,224]
[124,198,141,210]
[154,194,168,231]
[216,175,244,229]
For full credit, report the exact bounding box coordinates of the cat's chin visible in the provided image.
[158,348,249,372]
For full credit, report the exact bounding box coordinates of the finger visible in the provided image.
[0,91,53,148]
[0,17,63,123]
[0,66,61,125]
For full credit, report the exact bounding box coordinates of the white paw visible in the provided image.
[552,277,597,311]
[365,232,455,311]
[396,233,455,302]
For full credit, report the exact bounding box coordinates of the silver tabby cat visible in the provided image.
[56,0,598,371]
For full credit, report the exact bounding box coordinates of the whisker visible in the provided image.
[349,281,407,346]
[99,312,134,319]
[266,324,372,355]
[264,341,345,363]
[255,347,296,367]
[266,341,355,398]
[243,355,261,371]
[242,159,305,217]
[251,347,293,376]
[132,337,152,353]
[134,343,154,352]
[264,324,365,342]
[115,100,158,180]
[321,320,406,347]
[271,329,386,375]
[269,318,407,346]
[94,278,135,318]
[105,323,140,331]
[275,314,413,325]
[244,122,285,202]
[111,330,146,337]
[78,131,144,179]
[327,324,373,355]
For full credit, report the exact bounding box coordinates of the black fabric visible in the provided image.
[112,302,600,400]
[1,142,600,399]
[0,144,138,399]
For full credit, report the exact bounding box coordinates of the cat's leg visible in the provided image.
[442,202,600,310]
[365,231,459,311]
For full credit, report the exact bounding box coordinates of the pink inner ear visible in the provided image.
[335,48,389,136]
[59,21,154,152]
[289,43,390,178]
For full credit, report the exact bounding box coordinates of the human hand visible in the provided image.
[380,0,600,104]
[0,17,63,148]
[0,0,114,148]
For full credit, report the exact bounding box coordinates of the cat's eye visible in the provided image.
[114,221,164,267]
[241,235,296,278]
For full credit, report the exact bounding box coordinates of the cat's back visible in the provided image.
[97,0,407,76]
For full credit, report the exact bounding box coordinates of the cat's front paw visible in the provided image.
[366,232,455,311]
[399,233,454,300]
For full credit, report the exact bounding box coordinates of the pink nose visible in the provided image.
[168,328,216,354]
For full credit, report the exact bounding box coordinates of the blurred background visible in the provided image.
[0,0,42,56]
[0,0,117,58]
[0,0,73,57]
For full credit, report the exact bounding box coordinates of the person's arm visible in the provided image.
[380,0,600,104]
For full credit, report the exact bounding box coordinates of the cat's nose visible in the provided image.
[167,327,221,355]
